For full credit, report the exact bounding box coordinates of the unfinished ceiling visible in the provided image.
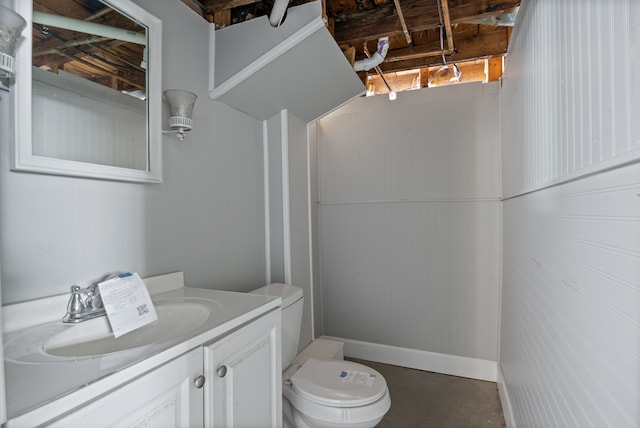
[28,0,519,96]
[31,0,146,94]
[183,0,520,82]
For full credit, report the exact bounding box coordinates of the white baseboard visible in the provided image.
[322,336,498,382]
[497,363,516,428]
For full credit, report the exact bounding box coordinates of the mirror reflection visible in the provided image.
[31,0,148,171]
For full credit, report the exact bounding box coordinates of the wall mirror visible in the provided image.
[12,0,162,183]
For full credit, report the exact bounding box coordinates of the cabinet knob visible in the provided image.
[217,365,228,378]
[194,375,206,389]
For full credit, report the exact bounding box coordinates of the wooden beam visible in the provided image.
[321,0,328,25]
[343,46,356,67]
[334,0,520,45]
[204,0,260,13]
[440,0,454,52]
[487,55,503,81]
[378,25,509,73]
[385,45,453,62]
[179,0,215,22]
[214,8,231,28]
[393,0,413,47]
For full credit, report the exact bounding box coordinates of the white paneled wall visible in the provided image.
[501,163,640,427]
[500,0,640,426]
[0,0,266,304]
[308,122,323,338]
[502,0,640,197]
[317,83,502,362]
[286,111,314,350]
[265,110,314,350]
[32,72,146,170]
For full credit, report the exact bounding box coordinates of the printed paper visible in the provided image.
[98,272,157,338]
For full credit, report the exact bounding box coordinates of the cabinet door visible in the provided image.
[49,348,204,428]
[204,310,282,428]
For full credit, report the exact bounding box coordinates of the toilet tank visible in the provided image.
[250,283,303,370]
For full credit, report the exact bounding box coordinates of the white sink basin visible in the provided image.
[46,301,211,357]
[4,298,219,362]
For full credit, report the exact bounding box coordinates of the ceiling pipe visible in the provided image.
[363,43,396,100]
[269,0,290,27]
[364,49,389,89]
[32,35,111,56]
[354,37,389,72]
[32,11,146,45]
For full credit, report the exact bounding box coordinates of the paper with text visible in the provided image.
[98,272,157,338]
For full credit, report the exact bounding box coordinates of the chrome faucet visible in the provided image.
[63,284,106,323]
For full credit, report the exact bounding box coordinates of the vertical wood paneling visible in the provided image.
[317,83,502,361]
[501,163,640,427]
[320,201,502,360]
[31,78,147,170]
[501,1,640,426]
[502,0,640,198]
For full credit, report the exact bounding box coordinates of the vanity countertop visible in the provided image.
[2,273,280,426]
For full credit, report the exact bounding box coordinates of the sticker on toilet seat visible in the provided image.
[339,370,376,387]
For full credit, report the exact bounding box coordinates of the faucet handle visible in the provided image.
[85,286,103,310]
[66,285,85,315]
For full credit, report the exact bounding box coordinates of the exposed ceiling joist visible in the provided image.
[379,25,510,73]
[333,0,520,45]
[185,0,519,76]
[440,0,454,52]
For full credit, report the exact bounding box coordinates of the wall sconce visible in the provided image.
[0,5,27,91]
[163,89,197,141]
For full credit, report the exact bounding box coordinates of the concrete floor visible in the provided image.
[348,358,505,428]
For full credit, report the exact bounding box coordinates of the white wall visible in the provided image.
[308,121,323,337]
[500,1,640,426]
[266,114,285,283]
[286,111,313,349]
[32,70,146,170]
[0,0,267,304]
[265,110,314,350]
[501,0,640,197]
[316,83,502,362]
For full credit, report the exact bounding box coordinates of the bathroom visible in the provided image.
[0,0,639,427]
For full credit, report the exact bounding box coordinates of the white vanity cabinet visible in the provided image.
[48,348,204,428]
[205,309,282,427]
[39,309,281,428]
[4,284,282,428]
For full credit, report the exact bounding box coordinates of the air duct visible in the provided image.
[354,37,389,72]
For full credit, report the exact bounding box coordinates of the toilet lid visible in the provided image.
[290,358,388,408]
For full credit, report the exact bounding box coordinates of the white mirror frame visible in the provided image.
[11,0,162,183]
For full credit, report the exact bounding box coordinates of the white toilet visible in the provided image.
[251,283,391,428]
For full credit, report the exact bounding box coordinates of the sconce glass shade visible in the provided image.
[0,5,27,78]
[163,89,197,140]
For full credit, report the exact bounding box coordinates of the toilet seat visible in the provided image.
[284,358,391,427]
[290,358,388,407]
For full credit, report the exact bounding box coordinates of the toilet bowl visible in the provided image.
[251,284,391,428]
[284,357,391,428]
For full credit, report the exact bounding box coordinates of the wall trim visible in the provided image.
[280,110,292,284]
[318,197,501,205]
[502,153,640,201]
[263,119,271,284]
[306,128,315,340]
[323,336,498,382]
[497,363,516,428]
